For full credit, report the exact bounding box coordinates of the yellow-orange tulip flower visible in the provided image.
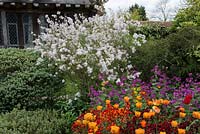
[160,132,166,134]
[113,104,119,109]
[171,120,178,127]
[136,102,142,108]
[97,105,103,111]
[135,111,141,118]
[124,96,130,103]
[178,128,186,134]
[135,128,145,134]
[179,112,186,118]
[110,125,120,134]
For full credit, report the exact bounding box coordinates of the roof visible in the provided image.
[0,0,92,5]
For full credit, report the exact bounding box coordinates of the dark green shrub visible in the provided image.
[0,49,38,80]
[0,109,67,134]
[130,26,200,79]
[0,49,64,112]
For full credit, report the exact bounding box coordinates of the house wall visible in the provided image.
[0,2,96,48]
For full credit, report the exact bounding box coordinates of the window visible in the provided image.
[6,13,18,47]
[0,14,4,47]
[39,14,48,33]
[23,14,33,47]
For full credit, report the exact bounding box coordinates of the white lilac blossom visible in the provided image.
[34,12,146,80]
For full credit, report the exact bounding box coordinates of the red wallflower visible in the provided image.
[183,94,192,104]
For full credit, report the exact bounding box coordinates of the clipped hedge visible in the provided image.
[0,109,67,134]
[0,48,64,112]
[0,49,38,80]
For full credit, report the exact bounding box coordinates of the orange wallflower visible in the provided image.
[135,128,145,134]
[97,105,103,111]
[113,104,119,109]
[179,112,186,118]
[110,125,120,134]
[171,120,178,127]
[136,102,142,108]
[135,111,141,117]
[140,120,146,128]
[178,128,186,134]
[124,96,130,103]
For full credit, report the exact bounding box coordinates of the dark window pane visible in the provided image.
[24,24,29,44]
[8,24,18,45]
[6,14,17,23]
[23,14,29,23]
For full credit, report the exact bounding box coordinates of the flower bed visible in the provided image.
[72,96,199,134]
[72,66,200,134]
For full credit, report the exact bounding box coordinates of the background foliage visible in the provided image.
[130,26,200,79]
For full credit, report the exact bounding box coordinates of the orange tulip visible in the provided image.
[147,100,153,106]
[152,106,160,113]
[82,120,89,125]
[140,120,146,128]
[192,111,200,119]
[162,100,170,105]
[179,112,186,118]
[124,96,130,103]
[110,125,120,134]
[88,122,97,129]
[106,100,111,105]
[143,112,151,119]
[136,96,142,101]
[140,91,146,95]
[136,102,142,108]
[97,105,103,111]
[171,120,178,127]
[113,104,119,109]
[84,113,95,121]
[160,132,166,134]
[135,128,145,134]
[179,107,185,112]
[135,111,141,118]
[178,128,186,134]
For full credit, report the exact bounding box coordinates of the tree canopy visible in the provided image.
[129,4,148,21]
[174,0,200,27]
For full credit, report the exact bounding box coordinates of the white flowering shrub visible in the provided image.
[34,12,146,81]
